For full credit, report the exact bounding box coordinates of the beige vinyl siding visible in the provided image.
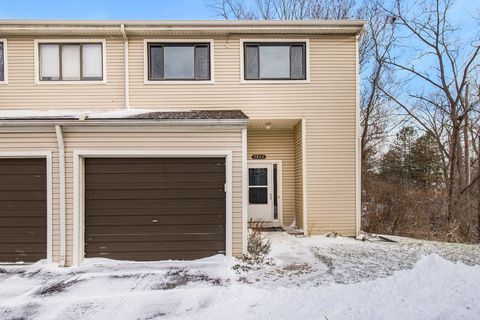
[0,37,125,109]
[128,35,357,235]
[247,128,296,225]
[0,128,61,261]
[293,122,303,229]
[1,32,357,240]
[62,126,243,266]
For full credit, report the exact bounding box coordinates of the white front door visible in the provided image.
[248,163,274,222]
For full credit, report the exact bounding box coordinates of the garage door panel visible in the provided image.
[85,172,225,184]
[85,180,224,190]
[86,214,225,226]
[0,162,46,175]
[0,190,47,201]
[86,240,226,253]
[85,161,225,174]
[0,253,46,262]
[0,243,47,254]
[86,198,224,212]
[86,233,226,243]
[0,216,47,227]
[90,251,222,261]
[0,158,47,262]
[86,224,226,235]
[85,188,225,200]
[84,157,226,261]
[0,227,46,239]
[84,207,224,216]
[85,158,225,165]
[0,200,47,216]
[0,183,46,191]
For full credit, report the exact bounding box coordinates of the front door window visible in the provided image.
[249,168,268,204]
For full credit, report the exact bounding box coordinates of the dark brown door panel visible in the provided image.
[84,157,226,261]
[0,158,47,262]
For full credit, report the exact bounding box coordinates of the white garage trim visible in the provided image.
[0,151,53,263]
[72,149,233,266]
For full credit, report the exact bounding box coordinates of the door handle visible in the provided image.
[152,219,158,224]
[269,193,273,200]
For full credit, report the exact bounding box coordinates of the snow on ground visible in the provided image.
[1,233,480,320]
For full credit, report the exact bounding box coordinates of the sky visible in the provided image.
[0,0,218,20]
[0,0,476,24]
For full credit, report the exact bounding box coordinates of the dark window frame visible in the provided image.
[38,42,104,81]
[243,42,307,81]
[0,41,4,82]
[147,43,211,81]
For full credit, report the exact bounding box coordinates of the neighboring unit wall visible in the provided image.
[293,122,303,230]
[62,125,243,266]
[0,37,125,109]
[247,128,295,226]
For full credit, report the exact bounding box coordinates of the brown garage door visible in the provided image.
[0,158,47,262]
[84,157,226,261]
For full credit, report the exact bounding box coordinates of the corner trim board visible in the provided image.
[301,118,308,234]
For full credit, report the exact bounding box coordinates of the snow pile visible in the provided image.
[194,254,480,320]
[1,235,479,320]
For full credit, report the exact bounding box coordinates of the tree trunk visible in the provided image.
[464,84,471,187]
[447,121,459,222]
[478,132,480,240]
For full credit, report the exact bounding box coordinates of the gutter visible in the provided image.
[0,20,365,36]
[0,19,366,27]
[0,119,249,127]
[55,125,66,267]
[120,24,130,110]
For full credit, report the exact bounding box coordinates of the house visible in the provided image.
[0,20,364,266]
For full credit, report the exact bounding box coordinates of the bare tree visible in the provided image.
[379,0,480,222]
[359,1,396,173]
[210,0,357,20]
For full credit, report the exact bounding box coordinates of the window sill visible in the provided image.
[240,79,311,84]
[34,80,107,85]
[144,80,215,85]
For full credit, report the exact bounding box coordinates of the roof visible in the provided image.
[123,110,249,120]
[0,19,365,36]
[0,109,249,124]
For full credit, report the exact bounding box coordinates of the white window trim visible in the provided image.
[0,39,7,84]
[72,150,233,266]
[34,39,107,85]
[0,151,53,264]
[143,39,215,85]
[240,38,311,84]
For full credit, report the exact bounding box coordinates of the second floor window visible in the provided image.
[0,41,4,82]
[148,43,210,81]
[39,43,103,81]
[244,42,306,80]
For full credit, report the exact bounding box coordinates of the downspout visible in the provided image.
[241,127,248,254]
[355,33,361,236]
[120,24,130,109]
[55,125,66,266]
